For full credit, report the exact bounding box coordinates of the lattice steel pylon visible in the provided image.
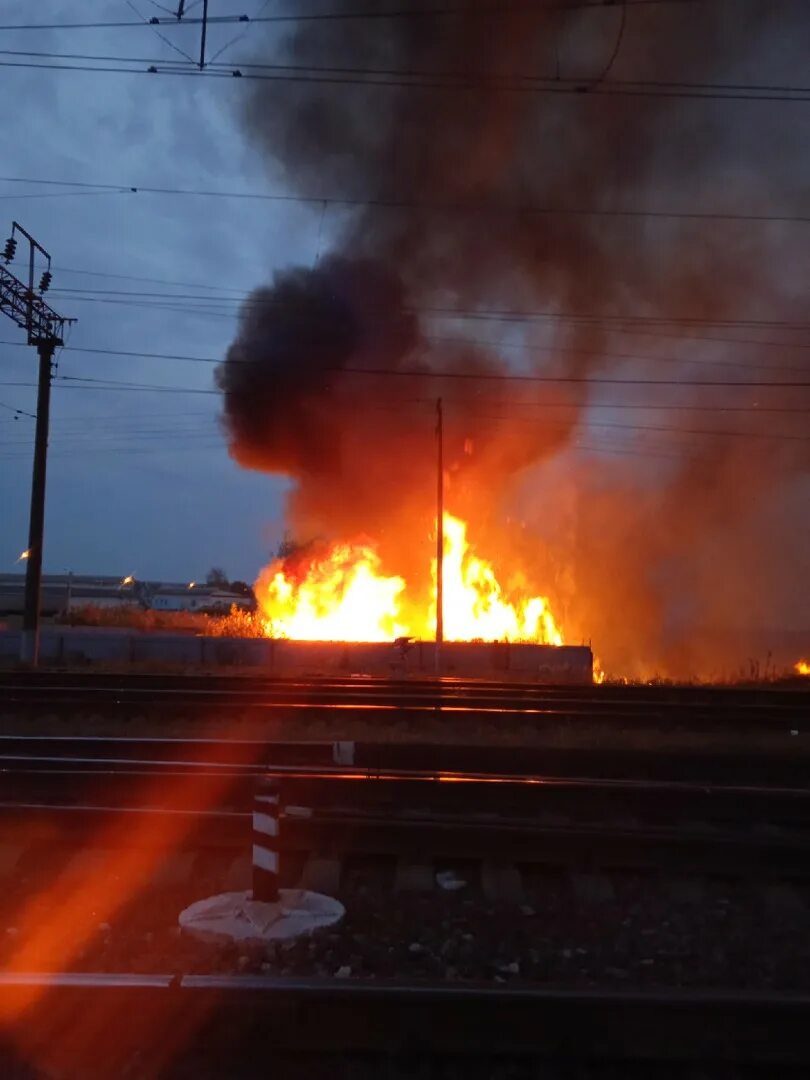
[1,222,75,664]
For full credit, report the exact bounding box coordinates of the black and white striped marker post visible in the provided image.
[252,776,281,903]
[181,771,344,942]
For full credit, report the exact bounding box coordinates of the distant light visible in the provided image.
[16,549,30,562]
[121,574,134,586]
[188,581,196,589]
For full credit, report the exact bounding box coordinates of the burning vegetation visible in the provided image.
[215,2,808,676]
[255,512,563,645]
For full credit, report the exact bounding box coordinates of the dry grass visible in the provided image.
[58,604,266,638]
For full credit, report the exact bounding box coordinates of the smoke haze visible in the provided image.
[217,0,810,676]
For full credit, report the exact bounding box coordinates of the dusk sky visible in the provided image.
[1,1,320,582]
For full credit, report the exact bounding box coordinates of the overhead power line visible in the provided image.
[43,287,810,331]
[18,264,809,352]
[2,335,807,376]
[1,400,805,424]
[0,438,696,464]
[337,368,810,388]
[0,398,36,420]
[3,49,808,103]
[2,369,808,393]
[2,173,807,224]
[49,263,249,292]
[0,56,806,102]
[32,288,810,349]
[0,395,805,448]
[0,414,804,457]
[0,3,734,35]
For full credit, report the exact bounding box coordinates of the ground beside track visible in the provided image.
[1,710,808,757]
[1,671,807,758]
[3,843,810,992]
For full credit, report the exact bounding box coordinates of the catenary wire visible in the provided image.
[2,337,807,375]
[2,48,809,102]
[1,371,809,391]
[0,57,806,102]
[0,4,754,35]
[41,288,810,331]
[2,174,806,224]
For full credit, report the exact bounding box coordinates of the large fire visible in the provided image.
[258,540,408,643]
[256,512,563,645]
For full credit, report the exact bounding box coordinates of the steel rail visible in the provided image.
[3,680,804,704]
[4,753,810,801]
[2,673,806,705]
[3,969,810,1002]
[1,972,809,1066]
[3,702,804,735]
[0,735,807,788]
[3,669,806,691]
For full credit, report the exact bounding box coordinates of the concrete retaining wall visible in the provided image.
[0,629,593,683]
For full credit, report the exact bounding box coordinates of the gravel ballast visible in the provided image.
[3,849,810,991]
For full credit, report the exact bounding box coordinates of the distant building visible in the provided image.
[149,585,252,614]
[66,587,140,612]
[0,573,139,616]
[0,573,253,617]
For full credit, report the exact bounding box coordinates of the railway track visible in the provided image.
[1,675,808,1077]
[2,973,809,1077]
[0,731,808,784]
[3,669,806,698]
[2,738,810,1074]
[1,672,807,741]
[2,737,810,881]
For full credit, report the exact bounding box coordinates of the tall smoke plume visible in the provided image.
[217,0,809,676]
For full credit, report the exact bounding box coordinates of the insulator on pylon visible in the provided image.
[38,271,52,294]
[2,237,16,263]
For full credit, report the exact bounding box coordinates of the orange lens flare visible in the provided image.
[0,742,257,1027]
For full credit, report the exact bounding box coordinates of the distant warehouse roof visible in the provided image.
[69,587,139,602]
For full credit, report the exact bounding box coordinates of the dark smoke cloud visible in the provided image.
[216,256,418,477]
[218,0,810,675]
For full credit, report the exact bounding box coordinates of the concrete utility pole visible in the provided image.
[435,398,444,673]
[0,222,74,665]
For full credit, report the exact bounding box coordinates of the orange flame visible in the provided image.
[256,511,563,645]
[257,540,408,642]
[438,514,563,645]
[796,660,810,677]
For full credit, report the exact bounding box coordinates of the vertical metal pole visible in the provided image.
[26,236,35,340]
[199,0,209,69]
[20,341,54,664]
[435,398,444,674]
[252,776,280,902]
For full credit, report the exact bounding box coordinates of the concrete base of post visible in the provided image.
[178,889,344,946]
